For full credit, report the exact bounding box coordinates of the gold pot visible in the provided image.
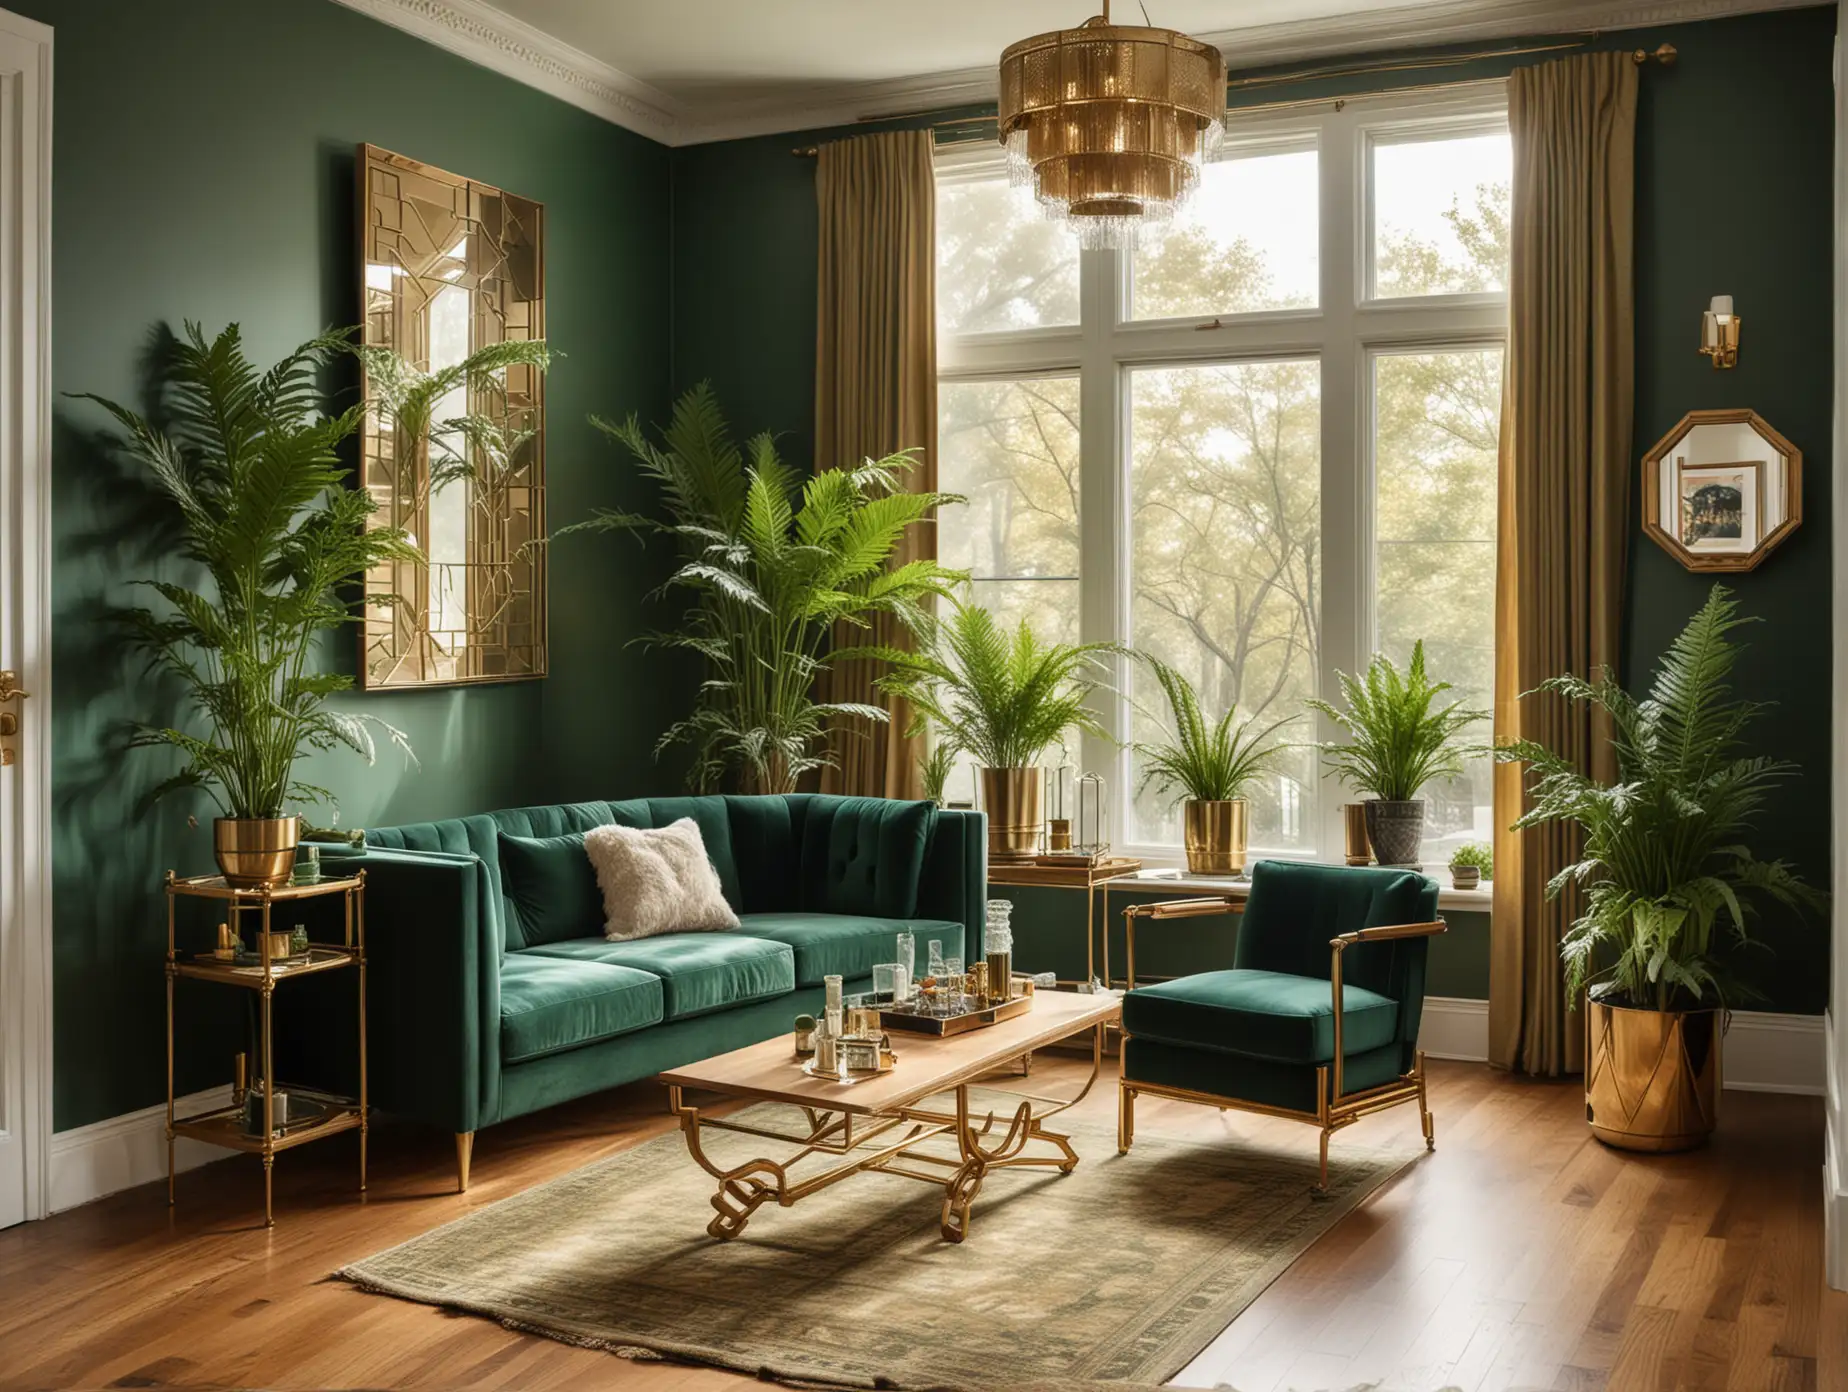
[1183,799,1247,874]
[213,816,301,889]
[1584,997,1720,1153]
[980,767,1043,864]
[1340,803,1372,865]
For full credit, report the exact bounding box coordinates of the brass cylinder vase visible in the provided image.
[1183,799,1247,874]
[980,767,1044,863]
[213,815,301,889]
[1584,998,1720,1153]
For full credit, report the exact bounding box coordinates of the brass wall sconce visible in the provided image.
[1699,294,1740,369]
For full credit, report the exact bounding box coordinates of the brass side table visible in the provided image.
[986,856,1143,987]
[164,869,368,1226]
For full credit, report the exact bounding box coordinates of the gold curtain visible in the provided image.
[813,130,938,800]
[1489,52,1637,1077]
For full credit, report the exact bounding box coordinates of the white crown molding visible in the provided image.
[324,0,685,142]
[328,0,1814,146]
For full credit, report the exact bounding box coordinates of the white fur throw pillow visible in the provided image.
[583,818,739,941]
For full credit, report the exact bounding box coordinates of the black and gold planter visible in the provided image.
[1584,997,1720,1153]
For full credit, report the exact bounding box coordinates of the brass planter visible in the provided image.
[1183,799,1247,875]
[213,815,301,889]
[1584,997,1721,1153]
[979,767,1043,864]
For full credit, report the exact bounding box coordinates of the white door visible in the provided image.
[0,8,53,1230]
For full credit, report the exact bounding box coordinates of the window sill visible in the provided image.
[1119,863,1493,913]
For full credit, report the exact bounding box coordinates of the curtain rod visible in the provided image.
[792,39,1675,156]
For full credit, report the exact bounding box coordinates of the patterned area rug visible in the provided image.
[340,1093,1419,1390]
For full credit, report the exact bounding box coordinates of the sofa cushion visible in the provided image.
[497,831,602,947]
[500,954,663,1064]
[521,933,795,1021]
[797,796,934,919]
[585,818,740,940]
[737,913,965,987]
[1122,969,1400,1064]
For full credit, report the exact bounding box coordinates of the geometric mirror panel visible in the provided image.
[358,143,547,687]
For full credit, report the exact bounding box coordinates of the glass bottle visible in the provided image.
[985,898,1015,1003]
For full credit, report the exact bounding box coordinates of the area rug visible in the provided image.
[339,1095,1419,1390]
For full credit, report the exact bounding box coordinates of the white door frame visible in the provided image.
[0,6,54,1226]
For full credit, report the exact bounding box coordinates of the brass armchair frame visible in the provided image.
[1114,896,1445,1194]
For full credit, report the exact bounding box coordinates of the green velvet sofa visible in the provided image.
[327,793,984,1189]
[1117,860,1443,1193]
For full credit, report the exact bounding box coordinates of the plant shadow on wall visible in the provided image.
[1495,584,1822,1151]
[558,383,964,795]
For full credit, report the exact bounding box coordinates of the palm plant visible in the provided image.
[1306,641,1485,801]
[564,384,964,793]
[79,322,421,817]
[869,598,1112,769]
[1132,653,1292,804]
[1496,585,1819,1011]
[918,736,960,804]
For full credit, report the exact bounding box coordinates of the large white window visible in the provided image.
[935,88,1510,862]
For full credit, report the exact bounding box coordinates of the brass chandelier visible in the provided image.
[997,1,1227,250]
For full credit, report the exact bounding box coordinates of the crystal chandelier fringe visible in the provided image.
[997,6,1227,250]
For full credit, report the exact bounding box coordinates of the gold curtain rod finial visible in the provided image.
[1634,43,1677,65]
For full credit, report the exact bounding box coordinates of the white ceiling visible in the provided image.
[332,0,1810,144]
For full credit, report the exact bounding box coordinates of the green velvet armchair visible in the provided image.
[1117,860,1444,1192]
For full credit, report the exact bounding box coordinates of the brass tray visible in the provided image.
[880,993,1032,1037]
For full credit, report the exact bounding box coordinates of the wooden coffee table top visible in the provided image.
[658,989,1120,1116]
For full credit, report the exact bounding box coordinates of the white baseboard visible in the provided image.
[1826,1012,1846,1291]
[1417,996,1490,1062]
[1416,998,1825,1095]
[48,1086,234,1214]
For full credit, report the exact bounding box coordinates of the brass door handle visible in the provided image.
[0,669,27,766]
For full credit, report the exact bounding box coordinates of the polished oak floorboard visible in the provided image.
[0,1059,1836,1391]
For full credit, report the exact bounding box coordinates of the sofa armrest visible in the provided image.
[348,847,501,1134]
[919,809,987,957]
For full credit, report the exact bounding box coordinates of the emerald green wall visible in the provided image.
[23,0,676,1129]
[669,7,1836,1013]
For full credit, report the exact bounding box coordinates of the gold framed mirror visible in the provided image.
[1640,408,1802,574]
[358,143,547,688]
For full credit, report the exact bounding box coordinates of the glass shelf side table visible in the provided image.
[163,869,367,1227]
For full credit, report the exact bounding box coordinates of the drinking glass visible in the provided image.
[941,956,964,1014]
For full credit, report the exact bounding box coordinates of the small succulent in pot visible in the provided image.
[1447,841,1493,889]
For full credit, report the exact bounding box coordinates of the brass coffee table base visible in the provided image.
[667,1022,1104,1243]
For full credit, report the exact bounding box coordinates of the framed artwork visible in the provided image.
[1675,460,1760,555]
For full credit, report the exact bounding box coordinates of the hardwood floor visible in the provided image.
[0,1058,1837,1391]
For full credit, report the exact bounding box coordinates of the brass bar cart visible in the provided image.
[163,869,367,1226]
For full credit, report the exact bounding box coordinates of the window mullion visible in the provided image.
[1318,108,1364,863]
[1076,244,1124,845]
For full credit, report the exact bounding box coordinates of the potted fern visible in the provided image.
[871,598,1112,863]
[1306,641,1485,867]
[1133,654,1289,875]
[564,384,964,793]
[1495,585,1819,1151]
[81,324,419,885]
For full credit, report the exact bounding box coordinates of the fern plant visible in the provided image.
[1496,585,1820,1011]
[1307,641,1485,802]
[868,598,1112,769]
[563,384,964,793]
[1132,653,1291,804]
[79,323,420,818]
